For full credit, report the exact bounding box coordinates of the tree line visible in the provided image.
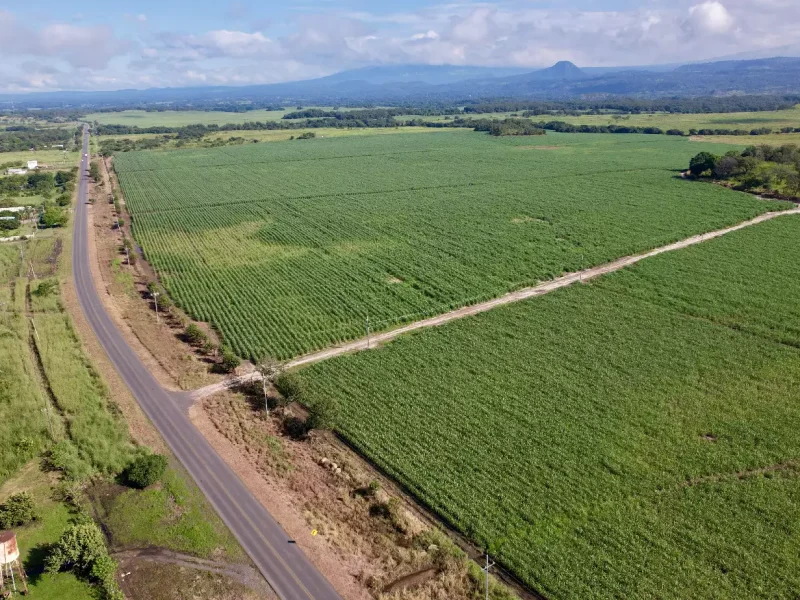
[688,144,800,199]
[0,126,80,153]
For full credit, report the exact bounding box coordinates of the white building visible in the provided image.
[7,168,27,175]
[27,160,38,170]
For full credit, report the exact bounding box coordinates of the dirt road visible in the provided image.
[191,206,800,401]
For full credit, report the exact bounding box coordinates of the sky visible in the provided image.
[0,0,798,92]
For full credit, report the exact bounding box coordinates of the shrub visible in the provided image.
[307,395,339,431]
[274,371,307,404]
[46,440,95,481]
[689,152,718,177]
[33,279,58,297]
[220,346,241,373]
[46,522,123,600]
[123,453,168,489]
[45,522,107,575]
[0,493,37,529]
[184,323,207,346]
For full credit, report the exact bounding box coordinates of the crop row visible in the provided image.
[116,132,781,359]
[298,215,800,599]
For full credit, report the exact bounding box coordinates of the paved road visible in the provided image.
[72,128,342,600]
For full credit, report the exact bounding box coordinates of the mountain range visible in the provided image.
[3,57,800,107]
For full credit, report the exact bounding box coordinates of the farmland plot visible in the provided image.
[298,216,800,599]
[115,132,787,359]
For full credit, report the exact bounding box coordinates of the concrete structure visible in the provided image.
[6,168,27,175]
[26,160,38,170]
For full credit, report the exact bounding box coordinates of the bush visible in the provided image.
[45,522,107,575]
[307,395,339,431]
[46,440,95,480]
[46,522,123,600]
[274,371,307,404]
[123,453,168,489]
[184,323,207,346]
[689,152,718,177]
[220,346,241,373]
[0,493,37,529]
[40,205,68,228]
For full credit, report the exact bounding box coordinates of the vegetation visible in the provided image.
[0,126,78,153]
[114,131,785,360]
[0,492,38,528]
[689,144,800,199]
[45,521,122,600]
[297,215,800,599]
[123,454,168,489]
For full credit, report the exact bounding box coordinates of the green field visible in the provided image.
[86,107,336,127]
[297,215,800,599]
[399,106,800,133]
[115,131,786,360]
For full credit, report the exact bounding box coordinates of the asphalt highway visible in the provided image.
[72,128,342,600]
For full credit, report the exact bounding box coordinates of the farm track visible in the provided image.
[190,206,800,401]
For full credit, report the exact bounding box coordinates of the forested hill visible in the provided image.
[3,57,800,108]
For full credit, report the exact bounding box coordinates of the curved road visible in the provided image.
[73,128,342,600]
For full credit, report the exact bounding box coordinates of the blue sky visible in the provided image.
[1,0,798,92]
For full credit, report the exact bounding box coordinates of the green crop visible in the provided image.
[298,216,800,599]
[115,132,786,359]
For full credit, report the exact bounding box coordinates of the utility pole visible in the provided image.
[152,291,160,324]
[481,552,495,600]
[365,315,371,349]
[30,318,54,439]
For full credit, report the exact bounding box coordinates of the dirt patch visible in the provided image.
[683,461,800,487]
[511,216,548,225]
[515,145,563,150]
[191,390,512,600]
[387,276,404,284]
[116,555,271,600]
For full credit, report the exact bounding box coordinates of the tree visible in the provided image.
[184,323,207,345]
[0,492,37,528]
[123,453,168,488]
[689,152,718,177]
[40,205,68,228]
[220,346,241,373]
[45,522,123,600]
[254,357,282,413]
[45,522,108,575]
[307,396,339,431]
[712,155,740,179]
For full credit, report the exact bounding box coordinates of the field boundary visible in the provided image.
[190,206,800,400]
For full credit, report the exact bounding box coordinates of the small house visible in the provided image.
[27,160,38,170]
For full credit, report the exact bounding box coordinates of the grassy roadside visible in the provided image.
[0,173,256,598]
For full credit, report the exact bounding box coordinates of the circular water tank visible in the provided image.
[0,531,19,564]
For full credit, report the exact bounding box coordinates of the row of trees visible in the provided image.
[0,126,79,152]
[688,144,800,198]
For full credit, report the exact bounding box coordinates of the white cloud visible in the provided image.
[124,13,148,24]
[1,1,799,92]
[686,1,735,35]
[0,11,130,69]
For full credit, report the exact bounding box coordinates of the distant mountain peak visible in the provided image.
[538,61,587,79]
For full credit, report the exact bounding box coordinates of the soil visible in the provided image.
[190,390,503,600]
[116,554,272,600]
